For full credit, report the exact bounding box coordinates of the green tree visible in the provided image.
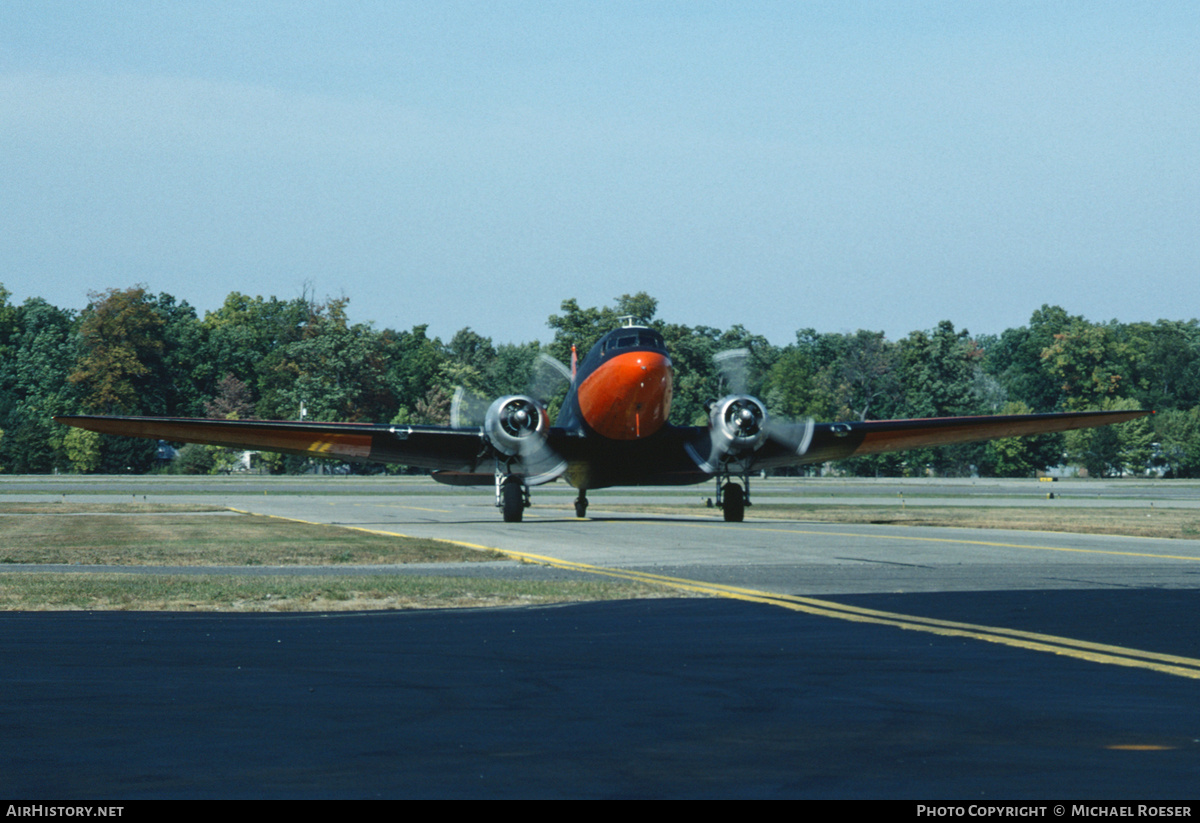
[1041,319,1135,410]
[414,386,452,425]
[68,287,172,473]
[258,297,394,423]
[385,324,447,422]
[978,401,1063,477]
[1120,320,1200,412]
[0,284,17,359]
[1064,396,1154,476]
[446,328,496,380]
[171,443,217,475]
[899,321,983,418]
[545,298,621,367]
[896,321,987,476]
[658,323,722,426]
[818,330,902,422]
[762,341,818,420]
[486,341,544,398]
[1154,407,1200,478]
[0,297,78,473]
[198,291,311,411]
[63,427,102,474]
[985,305,1079,411]
[68,287,166,414]
[144,292,206,416]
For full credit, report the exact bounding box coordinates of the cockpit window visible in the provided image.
[605,331,665,352]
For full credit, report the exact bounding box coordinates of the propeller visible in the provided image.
[713,347,753,396]
[451,352,570,430]
[450,385,491,431]
[450,351,571,483]
[702,348,815,472]
[527,352,572,409]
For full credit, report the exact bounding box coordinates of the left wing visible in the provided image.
[751,408,1152,470]
[54,415,488,472]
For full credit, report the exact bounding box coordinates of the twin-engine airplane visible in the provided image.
[57,318,1149,523]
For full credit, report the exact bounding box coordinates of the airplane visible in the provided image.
[56,317,1150,523]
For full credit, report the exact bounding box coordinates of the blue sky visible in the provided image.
[2,1,1196,345]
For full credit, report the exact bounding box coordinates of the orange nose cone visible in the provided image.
[578,351,673,440]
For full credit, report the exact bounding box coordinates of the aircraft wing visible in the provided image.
[54,415,489,472]
[752,408,1152,469]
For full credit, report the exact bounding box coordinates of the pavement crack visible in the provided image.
[834,556,935,569]
[1042,576,1151,589]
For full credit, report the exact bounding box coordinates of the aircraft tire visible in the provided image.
[722,482,745,523]
[502,480,524,523]
[574,497,588,518]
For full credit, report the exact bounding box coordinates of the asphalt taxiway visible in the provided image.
[3,476,1200,798]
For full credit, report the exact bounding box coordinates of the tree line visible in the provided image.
[1,285,1197,478]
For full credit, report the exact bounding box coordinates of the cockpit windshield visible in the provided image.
[605,330,664,352]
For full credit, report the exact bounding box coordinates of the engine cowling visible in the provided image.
[709,394,770,458]
[483,395,550,457]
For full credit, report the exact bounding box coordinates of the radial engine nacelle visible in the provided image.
[708,394,770,458]
[483,395,551,457]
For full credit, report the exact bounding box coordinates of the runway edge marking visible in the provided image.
[234,508,1200,682]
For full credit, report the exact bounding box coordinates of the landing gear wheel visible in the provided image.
[574,494,588,519]
[502,480,524,523]
[722,482,745,522]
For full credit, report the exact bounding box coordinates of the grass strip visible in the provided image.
[0,573,662,611]
[0,502,226,514]
[0,508,502,565]
[0,505,675,610]
[612,503,1200,540]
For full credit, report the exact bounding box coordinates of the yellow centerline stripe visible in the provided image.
[233,508,1200,681]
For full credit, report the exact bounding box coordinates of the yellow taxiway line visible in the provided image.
[233,508,1200,682]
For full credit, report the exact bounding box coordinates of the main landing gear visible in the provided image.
[715,474,750,522]
[497,474,530,523]
[495,473,587,522]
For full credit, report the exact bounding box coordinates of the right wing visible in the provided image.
[54,415,488,472]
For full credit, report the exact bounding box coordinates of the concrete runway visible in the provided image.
[4,476,1200,798]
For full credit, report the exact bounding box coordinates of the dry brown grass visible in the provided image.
[0,573,663,611]
[615,503,1200,540]
[0,503,668,610]
[0,505,501,565]
[0,502,225,514]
